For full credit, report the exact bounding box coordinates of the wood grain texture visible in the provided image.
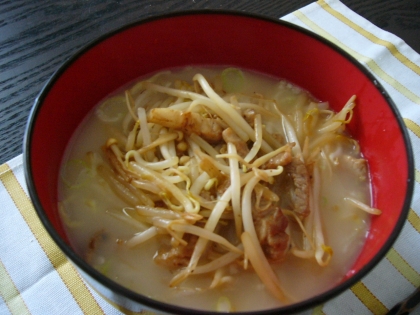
[0,0,418,164]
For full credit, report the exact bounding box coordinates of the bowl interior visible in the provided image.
[25,12,412,312]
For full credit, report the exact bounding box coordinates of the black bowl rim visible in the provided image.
[23,9,415,315]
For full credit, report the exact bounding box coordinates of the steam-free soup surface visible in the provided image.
[58,67,373,312]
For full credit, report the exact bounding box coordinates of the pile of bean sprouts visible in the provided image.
[80,68,381,305]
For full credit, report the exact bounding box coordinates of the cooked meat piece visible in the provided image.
[200,189,214,201]
[286,157,309,217]
[148,108,223,143]
[222,127,249,158]
[253,205,289,262]
[341,155,367,181]
[154,236,197,269]
[216,177,231,196]
[261,146,293,169]
[86,230,109,264]
[154,246,192,269]
[198,179,230,200]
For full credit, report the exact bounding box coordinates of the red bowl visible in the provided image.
[24,11,414,315]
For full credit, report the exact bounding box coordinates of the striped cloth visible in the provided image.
[1,0,419,314]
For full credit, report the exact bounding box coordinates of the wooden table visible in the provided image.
[1,0,419,164]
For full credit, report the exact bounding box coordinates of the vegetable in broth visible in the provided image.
[58,67,380,312]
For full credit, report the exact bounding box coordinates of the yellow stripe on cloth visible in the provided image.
[317,0,420,76]
[402,118,420,185]
[386,248,420,287]
[408,209,420,234]
[350,282,388,314]
[0,163,106,315]
[415,169,420,185]
[311,303,325,315]
[108,300,156,315]
[292,10,420,105]
[404,118,420,138]
[0,163,10,177]
[0,259,31,315]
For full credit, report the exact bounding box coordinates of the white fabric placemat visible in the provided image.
[1,0,419,314]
